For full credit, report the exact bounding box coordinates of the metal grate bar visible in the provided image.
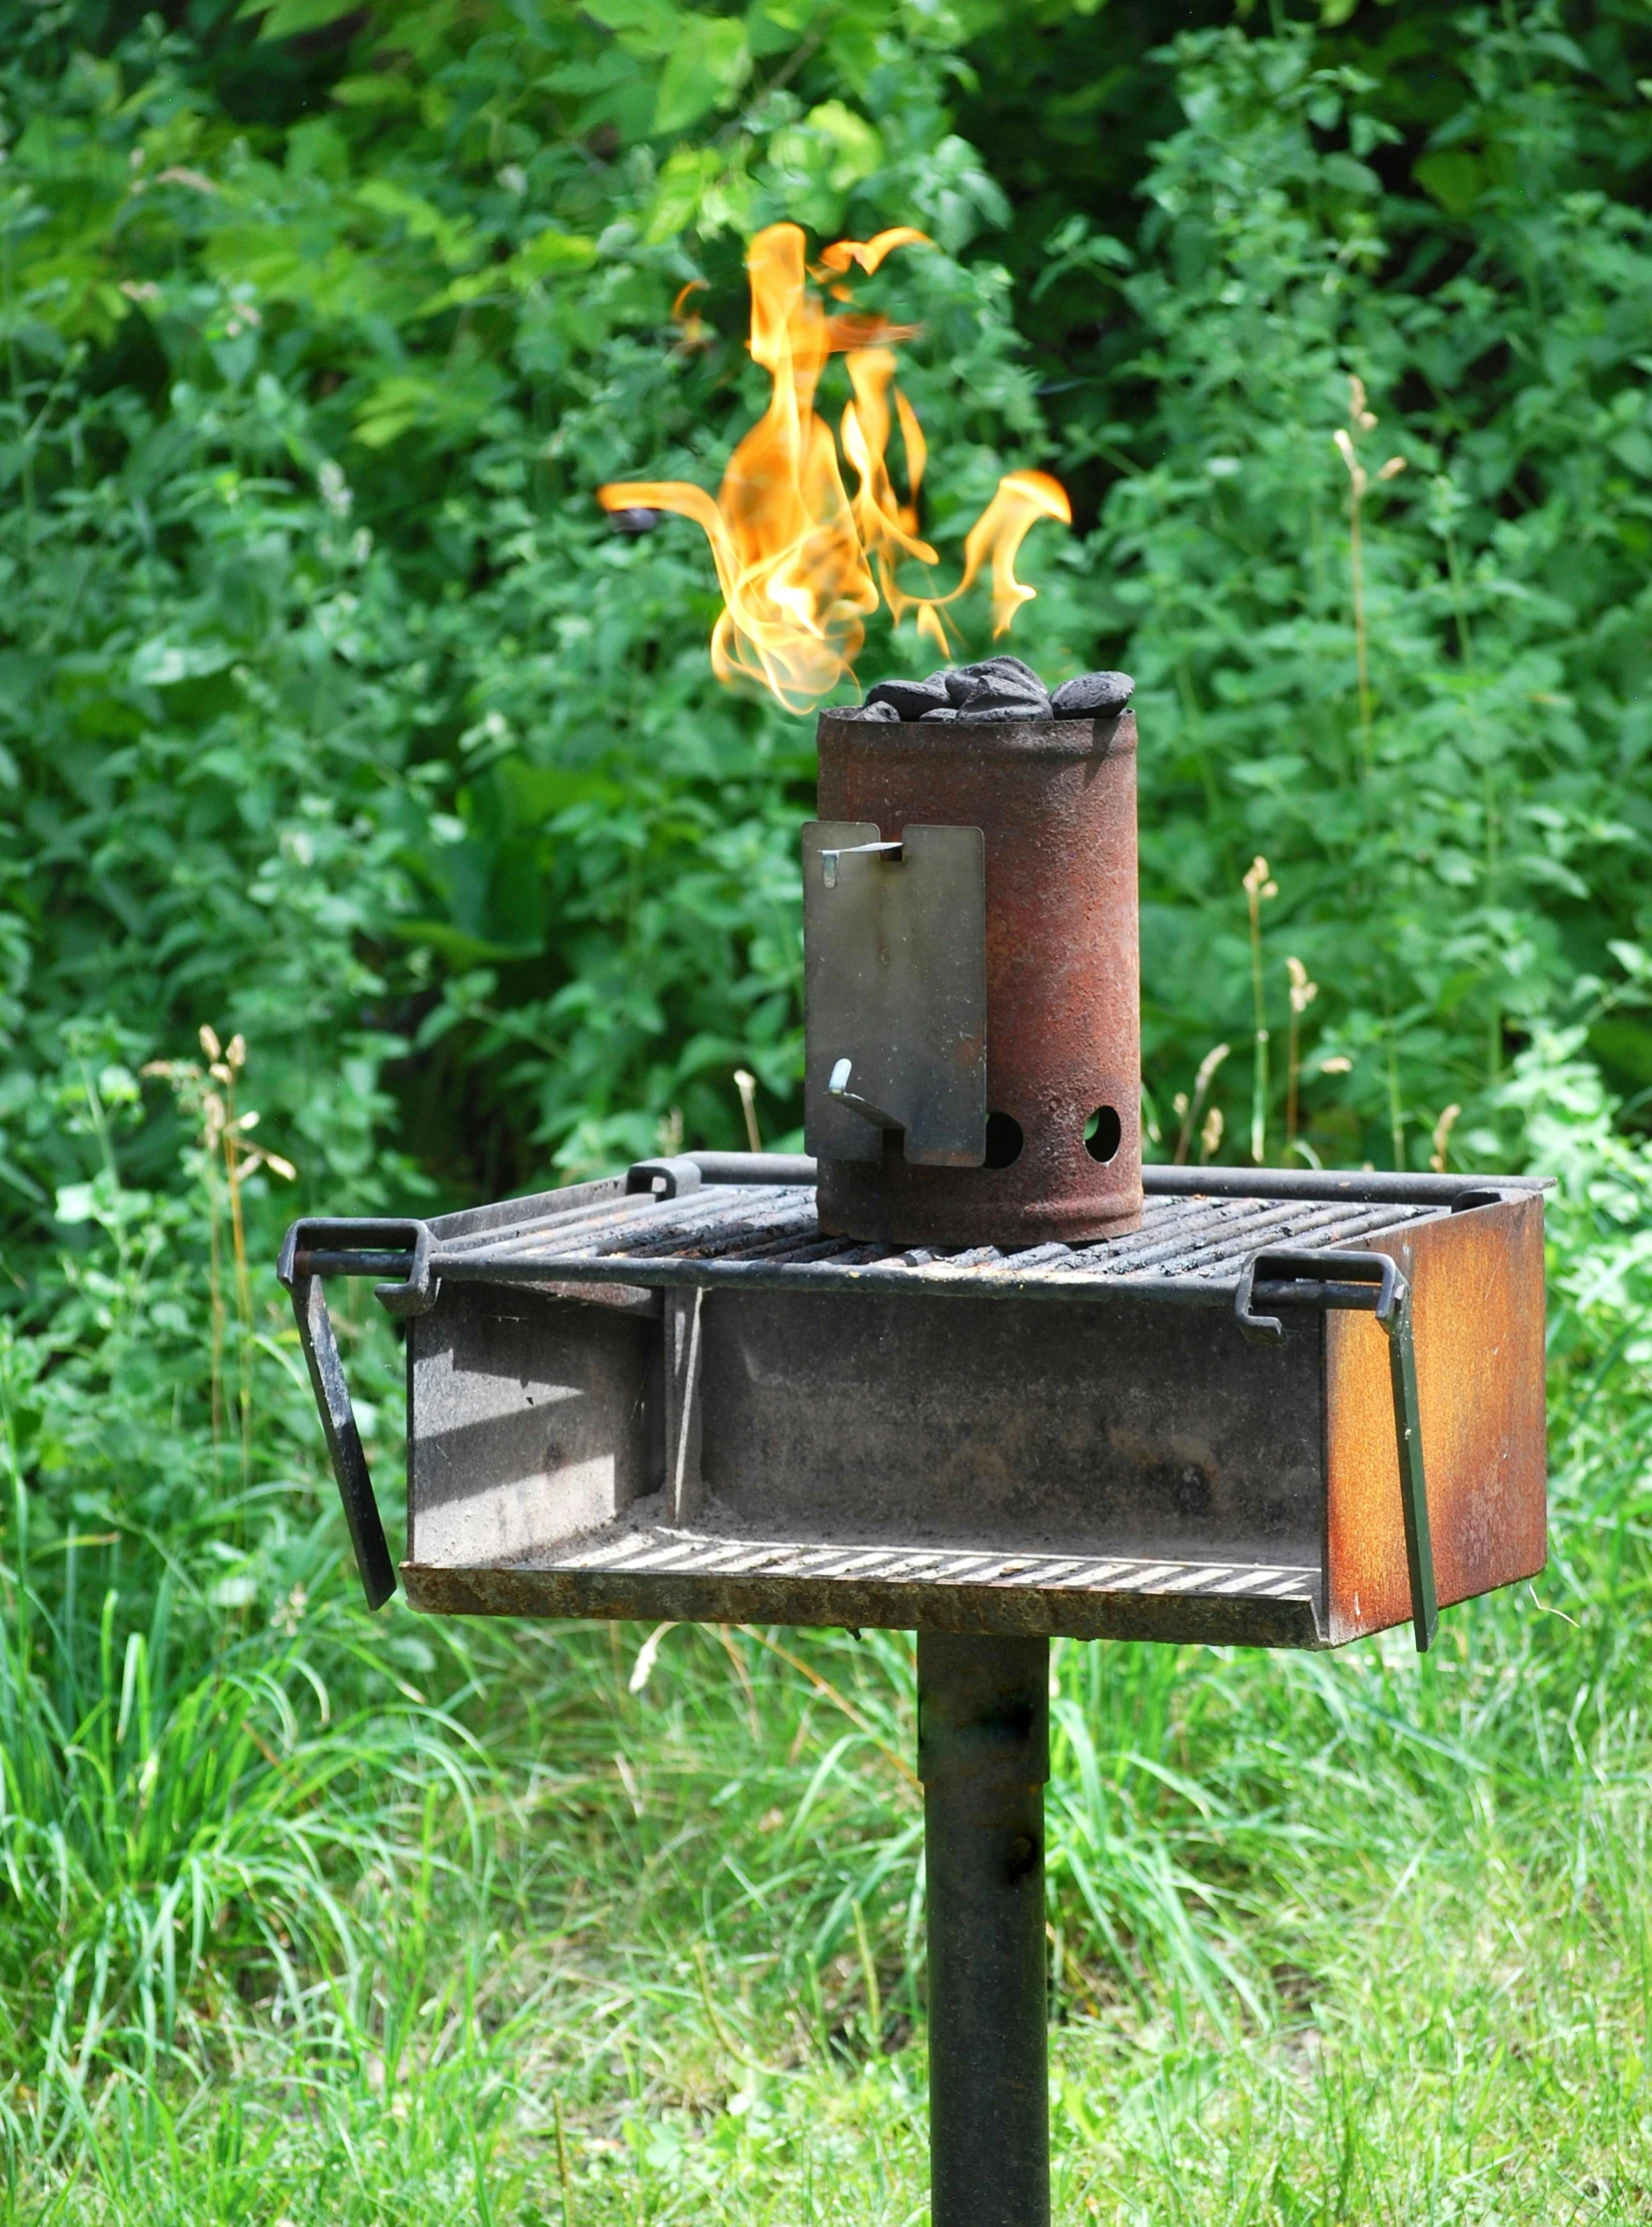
[544,1521,1317,1601]
[413,1181,1439,1306]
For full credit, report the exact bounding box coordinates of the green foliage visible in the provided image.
[0,0,1058,1210]
[1093,22,1652,1169]
[4,0,1652,1212]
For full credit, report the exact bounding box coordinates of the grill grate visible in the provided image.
[422,1183,1440,1306]
[551,1522,1318,1602]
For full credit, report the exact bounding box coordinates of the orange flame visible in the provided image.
[598,223,1070,714]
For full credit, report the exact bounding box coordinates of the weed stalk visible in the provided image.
[1334,376,1406,780]
[1243,857,1277,1163]
[1172,1043,1230,1165]
[1285,957,1318,1159]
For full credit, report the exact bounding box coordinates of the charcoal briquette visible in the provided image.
[865,676,953,717]
[1050,670,1134,717]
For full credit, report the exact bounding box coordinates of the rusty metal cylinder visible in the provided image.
[814,709,1142,1248]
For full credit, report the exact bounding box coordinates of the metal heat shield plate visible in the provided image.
[802,821,986,1166]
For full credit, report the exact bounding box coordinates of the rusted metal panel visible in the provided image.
[813,710,1142,1247]
[695,1288,1325,1571]
[1325,1194,1547,1642]
[407,1285,662,1569]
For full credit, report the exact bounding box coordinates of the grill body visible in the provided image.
[351,1171,1551,1649]
[813,709,1142,1246]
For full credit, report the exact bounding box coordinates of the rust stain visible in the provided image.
[814,709,1144,1247]
[1325,1193,1547,1642]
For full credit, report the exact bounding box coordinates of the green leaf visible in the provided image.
[355,178,480,269]
[53,1181,98,1225]
[392,920,544,965]
[1413,150,1485,215]
[131,640,237,688]
[514,229,600,279]
[584,0,683,58]
[803,101,883,190]
[655,17,750,134]
[331,73,417,107]
[1590,1020,1652,1089]
[244,0,368,41]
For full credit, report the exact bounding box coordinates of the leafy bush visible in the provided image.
[4,0,1646,1219]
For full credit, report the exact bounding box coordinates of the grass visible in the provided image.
[4,1119,1652,2225]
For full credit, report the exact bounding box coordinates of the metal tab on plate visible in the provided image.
[803,820,987,1167]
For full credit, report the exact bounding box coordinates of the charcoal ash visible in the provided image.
[843,658,1133,725]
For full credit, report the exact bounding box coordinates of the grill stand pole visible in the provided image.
[918,1630,1051,2227]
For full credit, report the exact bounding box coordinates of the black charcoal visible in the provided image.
[961,687,1050,714]
[865,676,953,717]
[1050,670,1134,717]
[957,655,1043,692]
[607,506,661,535]
[848,655,1125,726]
[836,698,900,720]
[942,658,1050,713]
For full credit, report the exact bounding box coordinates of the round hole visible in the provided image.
[1084,1105,1122,1163]
[983,1111,1023,1169]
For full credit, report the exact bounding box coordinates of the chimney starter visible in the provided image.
[808,704,1143,1248]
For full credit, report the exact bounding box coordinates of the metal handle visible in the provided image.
[624,1149,821,1199]
[1234,1247,1438,1652]
[276,1217,432,1611]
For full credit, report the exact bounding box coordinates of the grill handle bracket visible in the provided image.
[1234,1246,1438,1652]
[277,1216,435,1611]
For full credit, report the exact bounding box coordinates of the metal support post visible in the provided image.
[917,1630,1051,2227]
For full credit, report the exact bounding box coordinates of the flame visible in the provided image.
[598,223,1070,714]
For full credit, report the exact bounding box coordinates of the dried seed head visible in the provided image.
[226,1034,246,1072]
[1192,1042,1231,1093]
[1429,1103,1462,1174]
[1200,1106,1224,1159]
[1333,426,1368,497]
[199,1025,222,1060]
[1286,957,1319,1014]
[1319,1056,1352,1076]
[1376,456,1407,482]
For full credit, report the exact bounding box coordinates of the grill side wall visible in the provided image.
[1324,1193,1548,1642]
[697,1286,1324,1571]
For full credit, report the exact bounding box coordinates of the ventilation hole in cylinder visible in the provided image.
[1084,1106,1122,1163]
[982,1112,1023,1169]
